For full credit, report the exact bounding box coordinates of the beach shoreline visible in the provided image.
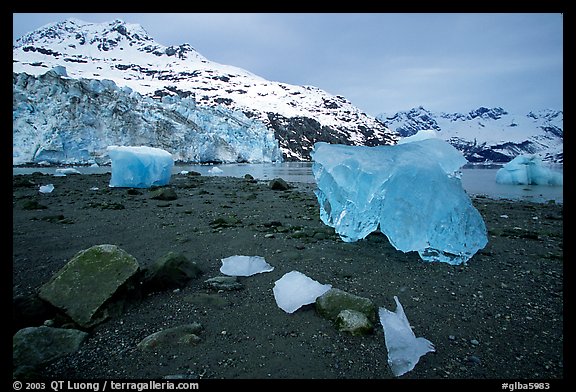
[12,172,563,379]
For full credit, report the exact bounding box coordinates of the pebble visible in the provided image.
[470,339,479,345]
[448,335,455,341]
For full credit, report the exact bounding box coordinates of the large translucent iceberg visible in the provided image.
[108,146,173,188]
[311,139,488,264]
[495,155,563,186]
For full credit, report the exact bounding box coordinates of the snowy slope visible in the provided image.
[13,18,397,161]
[378,106,563,163]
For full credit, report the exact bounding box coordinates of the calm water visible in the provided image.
[13,162,563,204]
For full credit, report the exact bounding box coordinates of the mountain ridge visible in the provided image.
[377,106,563,163]
[13,18,397,162]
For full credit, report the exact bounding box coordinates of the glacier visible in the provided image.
[13,68,282,166]
[311,139,488,264]
[107,146,173,188]
[495,155,563,186]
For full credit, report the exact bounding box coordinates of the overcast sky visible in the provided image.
[13,13,563,117]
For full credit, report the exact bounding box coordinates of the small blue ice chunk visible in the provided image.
[107,146,173,188]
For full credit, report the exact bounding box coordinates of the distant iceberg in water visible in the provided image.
[495,155,563,186]
[311,135,488,265]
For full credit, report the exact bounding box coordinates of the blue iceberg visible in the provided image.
[107,146,174,188]
[495,155,563,186]
[311,139,488,264]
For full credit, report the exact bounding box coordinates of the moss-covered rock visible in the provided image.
[38,244,139,328]
[13,326,88,376]
[315,288,377,323]
[335,309,373,336]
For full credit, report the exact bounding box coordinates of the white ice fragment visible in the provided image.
[90,187,99,191]
[39,184,54,193]
[208,166,224,175]
[500,215,509,219]
[179,170,189,175]
[220,255,274,277]
[379,296,435,377]
[107,146,173,188]
[273,270,332,314]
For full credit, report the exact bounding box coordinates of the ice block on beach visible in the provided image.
[107,146,173,188]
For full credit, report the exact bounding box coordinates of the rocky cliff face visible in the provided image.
[13,18,398,163]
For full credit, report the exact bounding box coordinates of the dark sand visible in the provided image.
[12,172,563,381]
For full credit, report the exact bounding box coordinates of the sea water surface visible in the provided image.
[13,162,563,204]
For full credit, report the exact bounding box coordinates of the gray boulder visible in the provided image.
[137,323,203,351]
[38,244,139,327]
[13,326,88,375]
[143,251,203,292]
[269,177,290,191]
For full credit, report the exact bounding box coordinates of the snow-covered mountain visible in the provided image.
[377,106,563,163]
[13,18,397,164]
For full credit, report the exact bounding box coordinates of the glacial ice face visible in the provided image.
[495,155,563,186]
[311,140,488,264]
[379,296,435,377]
[12,69,282,165]
[107,146,173,188]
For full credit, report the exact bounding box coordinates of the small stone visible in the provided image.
[448,335,455,340]
[470,339,479,345]
[335,309,373,336]
[269,178,290,191]
[137,323,203,351]
[150,187,178,201]
[204,276,243,291]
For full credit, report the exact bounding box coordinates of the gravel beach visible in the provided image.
[12,172,563,381]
